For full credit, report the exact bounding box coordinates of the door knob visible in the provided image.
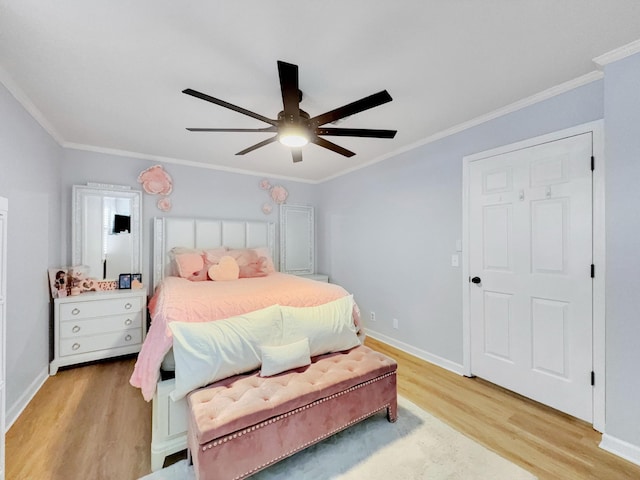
[471,276,482,284]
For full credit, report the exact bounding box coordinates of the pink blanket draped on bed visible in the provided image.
[130,273,361,401]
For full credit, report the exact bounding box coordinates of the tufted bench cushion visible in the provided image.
[187,345,397,480]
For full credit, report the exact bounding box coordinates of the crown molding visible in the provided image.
[320,70,604,183]
[0,60,605,185]
[63,142,318,184]
[0,66,65,145]
[593,39,640,68]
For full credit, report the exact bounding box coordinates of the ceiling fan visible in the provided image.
[183,60,397,163]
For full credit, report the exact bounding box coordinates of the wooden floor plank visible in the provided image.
[6,340,640,479]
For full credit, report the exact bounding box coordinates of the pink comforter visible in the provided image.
[130,273,360,401]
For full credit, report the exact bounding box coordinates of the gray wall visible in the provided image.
[0,83,63,423]
[603,52,640,448]
[317,80,604,365]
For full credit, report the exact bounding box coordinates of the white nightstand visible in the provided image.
[298,273,329,283]
[50,289,147,375]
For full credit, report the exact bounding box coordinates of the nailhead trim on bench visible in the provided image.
[198,371,396,479]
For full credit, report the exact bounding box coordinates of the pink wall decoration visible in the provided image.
[138,165,173,195]
[259,179,272,190]
[157,197,172,212]
[258,178,288,215]
[270,185,288,204]
[138,164,174,211]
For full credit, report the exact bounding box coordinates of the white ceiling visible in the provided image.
[1,1,640,183]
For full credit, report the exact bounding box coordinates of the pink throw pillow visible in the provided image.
[239,256,269,278]
[174,253,204,279]
[181,248,229,281]
[208,256,240,281]
[252,247,276,273]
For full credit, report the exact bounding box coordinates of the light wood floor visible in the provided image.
[6,339,640,479]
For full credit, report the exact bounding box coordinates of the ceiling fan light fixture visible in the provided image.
[278,127,309,147]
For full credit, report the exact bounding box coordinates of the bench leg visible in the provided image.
[387,397,398,423]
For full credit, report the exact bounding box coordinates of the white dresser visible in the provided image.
[50,289,147,375]
[0,197,7,479]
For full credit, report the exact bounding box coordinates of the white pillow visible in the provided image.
[260,338,311,377]
[168,304,282,400]
[280,295,361,357]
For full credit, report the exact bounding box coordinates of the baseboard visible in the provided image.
[365,330,464,376]
[6,367,49,431]
[600,433,640,467]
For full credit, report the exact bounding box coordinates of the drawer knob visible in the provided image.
[124,318,132,326]
[71,308,80,316]
[72,325,81,333]
[72,343,80,351]
[124,303,132,310]
[125,334,132,342]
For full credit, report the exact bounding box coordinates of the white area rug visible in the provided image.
[140,396,536,480]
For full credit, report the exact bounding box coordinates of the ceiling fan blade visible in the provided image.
[186,127,278,133]
[183,88,277,126]
[310,90,393,127]
[316,127,397,138]
[235,136,278,155]
[277,61,300,121]
[311,137,356,157]
[291,149,303,163]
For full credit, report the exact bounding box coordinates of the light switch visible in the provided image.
[455,239,462,252]
[451,254,459,267]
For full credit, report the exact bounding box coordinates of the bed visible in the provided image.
[129,216,366,471]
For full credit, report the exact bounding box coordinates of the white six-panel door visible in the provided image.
[468,133,593,422]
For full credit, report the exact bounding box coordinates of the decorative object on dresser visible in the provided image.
[49,289,147,375]
[119,273,132,289]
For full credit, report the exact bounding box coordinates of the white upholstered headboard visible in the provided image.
[152,216,276,289]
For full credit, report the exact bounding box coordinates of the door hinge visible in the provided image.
[591,155,595,171]
[591,371,595,386]
[591,264,595,278]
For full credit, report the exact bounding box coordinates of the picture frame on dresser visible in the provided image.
[119,273,132,289]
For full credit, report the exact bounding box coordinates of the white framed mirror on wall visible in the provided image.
[279,204,314,275]
[72,184,142,280]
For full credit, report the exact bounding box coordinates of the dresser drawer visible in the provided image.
[60,312,142,338]
[59,328,142,357]
[60,296,143,321]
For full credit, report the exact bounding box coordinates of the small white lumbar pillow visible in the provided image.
[168,304,282,401]
[280,295,361,357]
[260,338,311,377]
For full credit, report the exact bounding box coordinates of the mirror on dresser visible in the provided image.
[71,183,142,280]
[279,204,315,275]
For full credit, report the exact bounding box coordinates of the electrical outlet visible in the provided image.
[393,318,399,329]
[370,311,376,322]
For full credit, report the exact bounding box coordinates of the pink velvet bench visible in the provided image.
[186,345,397,480]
